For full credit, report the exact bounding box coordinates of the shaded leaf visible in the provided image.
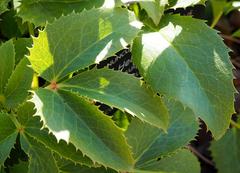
[55,156,117,173]
[0,113,18,165]
[9,161,29,173]
[13,38,33,64]
[211,128,240,173]
[60,68,169,131]
[16,0,105,26]
[125,100,198,168]
[31,89,134,171]
[29,8,141,82]
[4,58,33,108]
[0,40,15,94]
[132,15,235,139]
[17,102,94,167]
[0,0,10,14]
[135,149,200,173]
[20,134,59,173]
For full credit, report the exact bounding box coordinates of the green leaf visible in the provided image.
[134,149,200,173]
[0,166,5,173]
[0,113,18,165]
[29,8,141,82]
[0,10,26,39]
[4,58,33,108]
[139,0,168,26]
[20,134,59,173]
[0,0,10,14]
[168,0,207,9]
[17,102,94,167]
[16,0,105,26]
[209,0,227,27]
[9,161,29,173]
[55,156,117,173]
[60,68,169,131]
[31,89,134,171]
[125,100,198,168]
[210,128,240,173]
[13,38,33,64]
[233,29,240,38]
[0,40,15,94]
[132,15,235,139]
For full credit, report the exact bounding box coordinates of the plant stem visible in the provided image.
[230,120,240,129]
[28,22,35,36]
[187,145,215,166]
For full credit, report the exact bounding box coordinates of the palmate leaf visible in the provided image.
[134,149,200,173]
[28,8,141,82]
[125,100,198,169]
[0,113,18,165]
[210,128,240,173]
[31,89,134,171]
[16,0,105,26]
[132,15,235,139]
[168,0,207,9]
[17,102,94,167]
[60,68,169,131]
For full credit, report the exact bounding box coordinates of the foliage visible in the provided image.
[0,0,236,173]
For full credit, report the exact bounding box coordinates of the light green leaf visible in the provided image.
[0,113,18,165]
[139,0,168,26]
[60,68,169,131]
[16,0,105,26]
[0,40,15,94]
[17,102,94,167]
[210,128,240,173]
[132,15,235,139]
[31,89,134,171]
[28,8,141,82]
[135,149,200,173]
[233,29,240,38]
[0,0,10,14]
[209,0,227,27]
[168,0,207,9]
[13,38,33,64]
[125,100,198,168]
[4,58,33,108]
[20,134,59,173]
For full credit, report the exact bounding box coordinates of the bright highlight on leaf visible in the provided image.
[132,15,235,139]
[28,8,141,82]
